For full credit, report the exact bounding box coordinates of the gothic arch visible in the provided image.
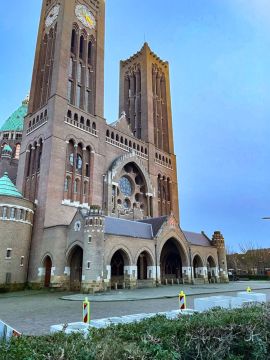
[109,153,153,194]
[107,245,132,266]
[134,247,155,266]
[66,240,84,261]
[40,252,54,265]
[158,232,189,267]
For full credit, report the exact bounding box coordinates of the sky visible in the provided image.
[0,0,270,251]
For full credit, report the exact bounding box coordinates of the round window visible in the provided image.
[119,176,133,196]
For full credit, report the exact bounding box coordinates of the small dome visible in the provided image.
[0,98,28,132]
[0,172,23,198]
[3,144,12,153]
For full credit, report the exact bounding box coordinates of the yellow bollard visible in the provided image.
[246,287,252,293]
[83,297,90,324]
[179,290,186,311]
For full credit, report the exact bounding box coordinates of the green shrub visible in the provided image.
[0,305,269,360]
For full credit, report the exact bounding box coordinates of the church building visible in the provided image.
[0,0,228,292]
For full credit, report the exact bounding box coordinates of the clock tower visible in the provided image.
[16,0,105,285]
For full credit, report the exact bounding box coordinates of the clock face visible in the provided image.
[75,4,96,30]
[119,177,133,197]
[74,220,81,232]
[45,5,60,28]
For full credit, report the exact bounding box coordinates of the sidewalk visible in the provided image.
[61,280,270,302]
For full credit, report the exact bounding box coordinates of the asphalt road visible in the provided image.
[0,287,269,335]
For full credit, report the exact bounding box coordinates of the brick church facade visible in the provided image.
[0,0,228,291]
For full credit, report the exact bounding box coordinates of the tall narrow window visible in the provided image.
[6,249,12,259]
[85,163,89,177]
[2,207,7,219]
[69,58,73,77]
[77,63,82,84]
[68,80,73,103]
[88,41,92,65]
[20,256,24,267]
[64,177,69,192]
[79,35,84,59]
[71,29,76,54]
[10,208,15,219]
[76,85,81,107]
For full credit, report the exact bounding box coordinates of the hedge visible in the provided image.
[0,305,269,360]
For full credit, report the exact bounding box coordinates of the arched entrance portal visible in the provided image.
[207,256,217,282]
[193,255,204,279]
[137,251,153,280]
[160,239,183,283]
[69,246,83,291]
[44,256,52,288]
[110,249,130,289]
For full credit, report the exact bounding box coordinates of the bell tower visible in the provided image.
[28,0,105,117]
[119,43,174,154]
[16,0,105,286]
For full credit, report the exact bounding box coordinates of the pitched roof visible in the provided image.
[183,231,212,247]
[0,172,23,198]
[0,98,28,132]
[139,216,168,236]
[104,216,153,239]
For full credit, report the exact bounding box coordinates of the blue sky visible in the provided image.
[0,0,269,250]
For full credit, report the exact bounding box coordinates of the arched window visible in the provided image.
[79,35,84,59]
[64,176,70,192]
[111,132,114,140]
[92,122,96,130]
[86,119,90,127]
[74,113,78,122]
[125,139,128,146]
[71,29,77,54]
[116,134,119,142]
[120,136,123,144]
[67,110,72,118]
[106,130,110,138]
[80,116,84,125]
[29,121,32,128]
